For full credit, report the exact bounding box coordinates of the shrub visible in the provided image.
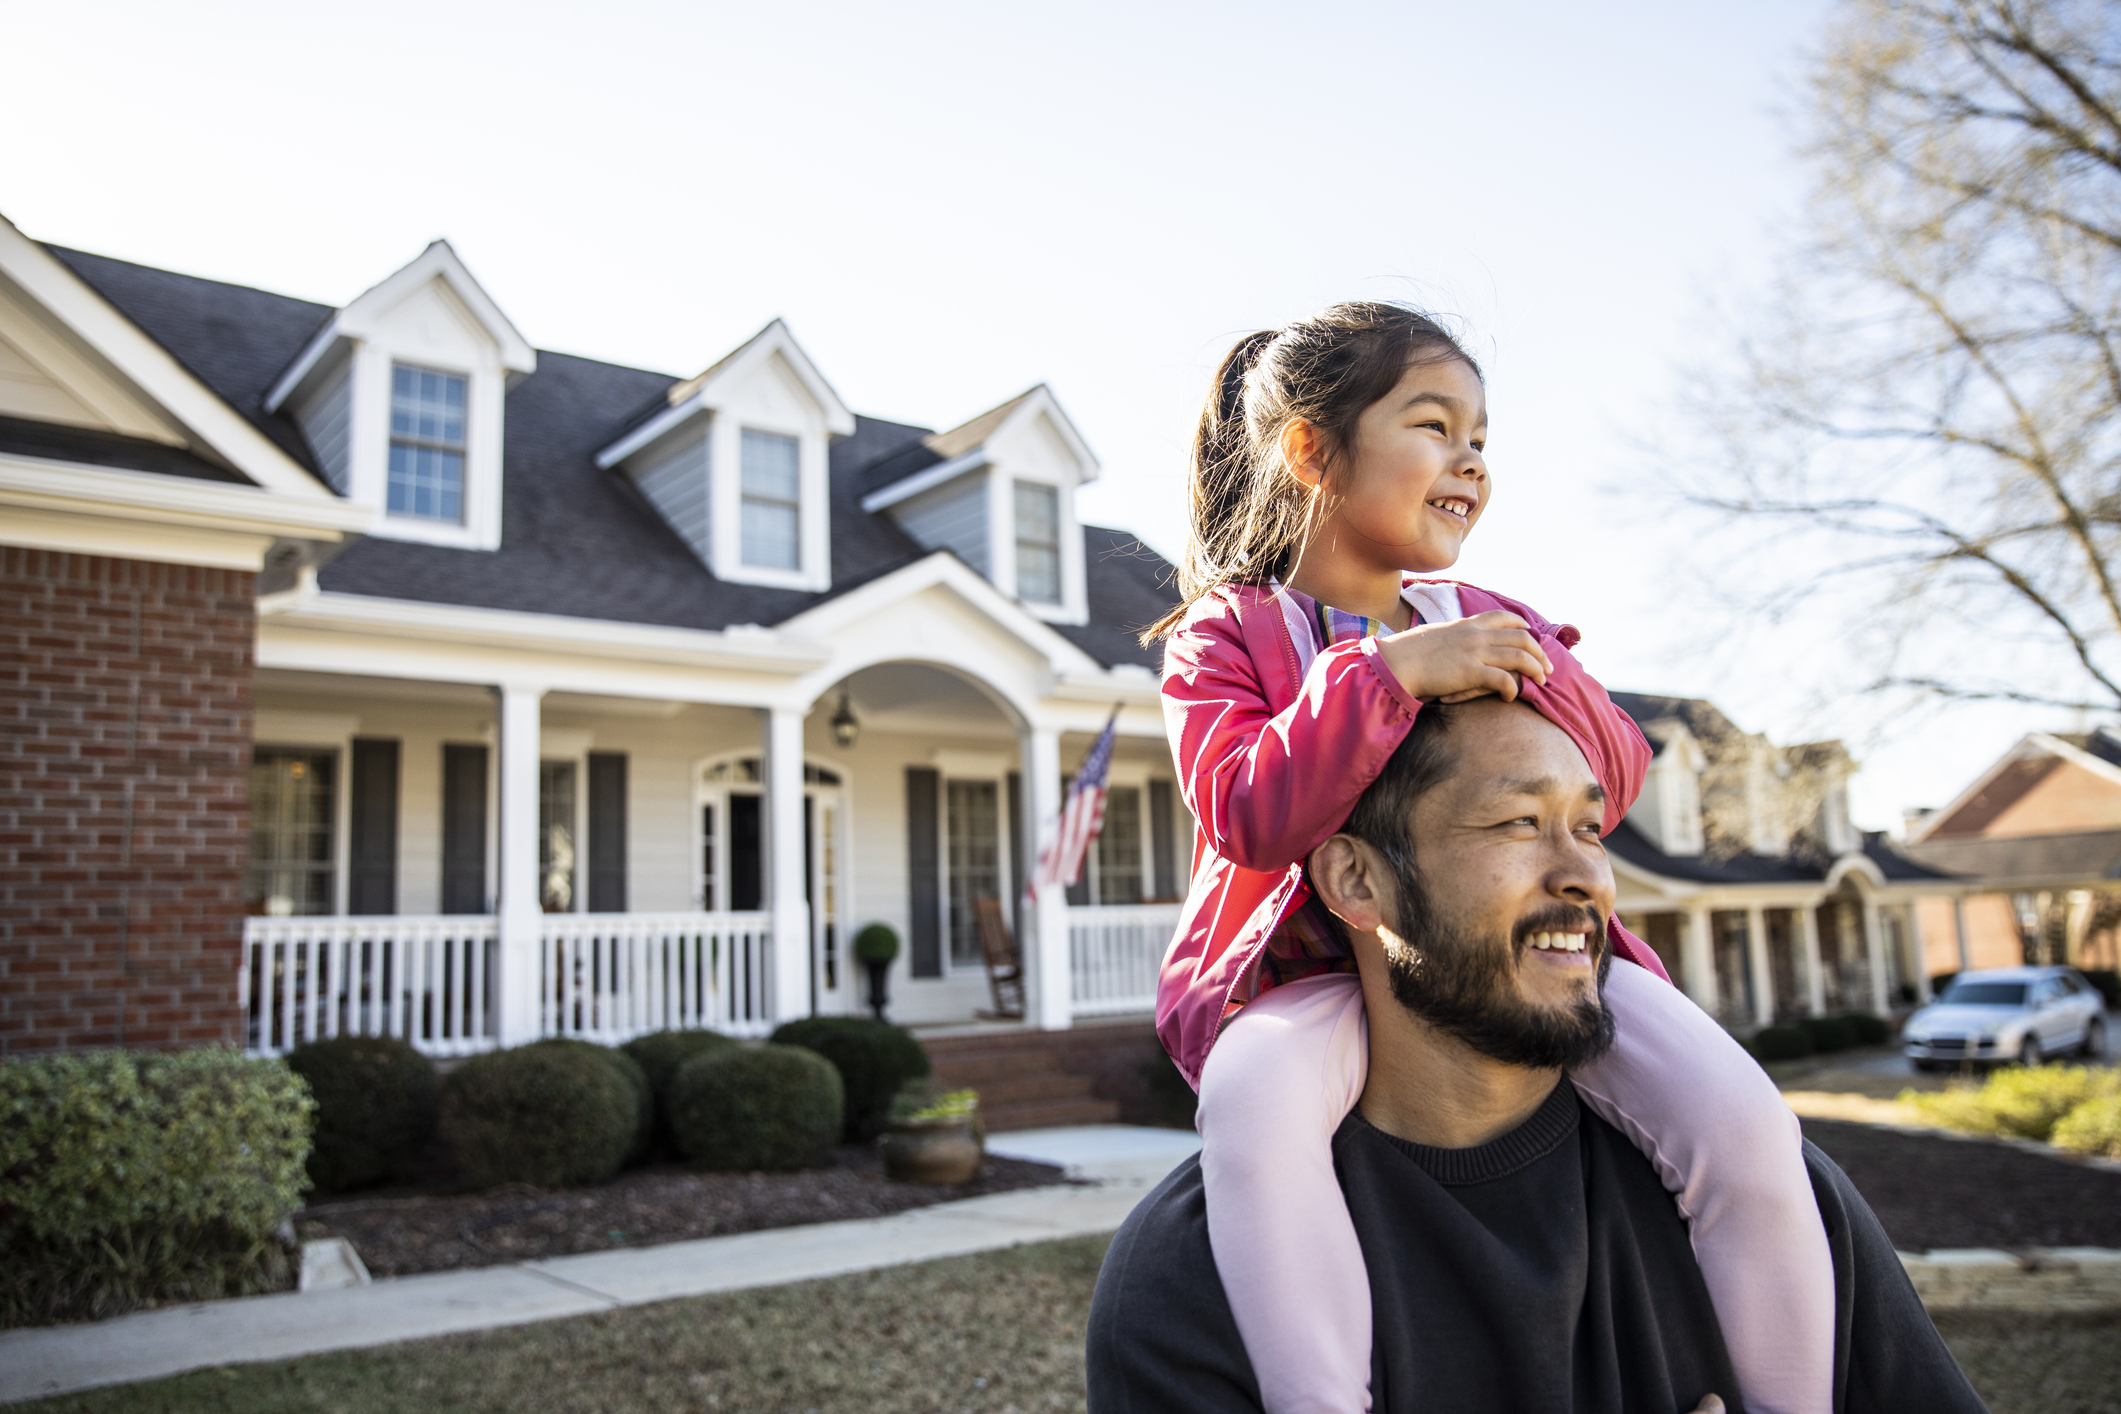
[1752,1025,1815,1062]
[769,1016,931,1141]
[1138,1052,1199,1130]
[2081,969,2121,1011]
[621,1029,738,1103]
[1842,1012,1892,1047]
[854,923,900,964]
[286,1036,439,1192]
[2052,1094,2121,1158]
[531,1039,653,1164]
[668,1044,843,1171]
[1901,1065,2121,1142]
[1797,1015,1857,1054]
[440,1044,635,1190]
[0,1049,311,1327]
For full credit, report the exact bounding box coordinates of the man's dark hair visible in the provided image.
[1339,702,1464,907]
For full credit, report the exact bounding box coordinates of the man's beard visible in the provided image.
[1378,855,1616,1070]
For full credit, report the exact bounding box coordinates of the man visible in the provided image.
[1087,697,1985,1413]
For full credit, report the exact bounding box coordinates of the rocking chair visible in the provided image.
[973,897,1027,1020]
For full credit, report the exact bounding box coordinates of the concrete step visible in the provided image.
[981,1096,1124,1132]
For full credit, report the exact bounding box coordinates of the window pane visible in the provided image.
[741,429,800,501]
[741,499,800,568]
[1096,785,1143,905]
[947,780,1000,966]
[539,762,576,912]
[388,364,468,523]
[1014,481,1061,603]
[248,749,336,916]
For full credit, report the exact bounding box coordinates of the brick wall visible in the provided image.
[1,548,256,1053]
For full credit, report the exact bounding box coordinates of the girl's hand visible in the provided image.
[1375,611,1553,704]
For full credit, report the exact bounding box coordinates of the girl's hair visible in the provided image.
[1143,301,1480,642]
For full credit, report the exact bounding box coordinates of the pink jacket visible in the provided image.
[1157,578,1667,1086]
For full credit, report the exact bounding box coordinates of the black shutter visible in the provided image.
[1064,775,1091,907]
[587,751,627,913]
[730,795,763,911]
[442,743,488,914]
[1149,779,1177,902]
[348,738,399,915]
[906,767,941,977]
[1006,771,1024,931]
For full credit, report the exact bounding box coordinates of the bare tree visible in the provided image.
[1679,0,2121,715]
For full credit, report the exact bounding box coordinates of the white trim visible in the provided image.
[0,453,371,537]
[594,319,854,470]
[0,217,336,498]
[0,276,183,445]
[1903,731,2121,844]
[2027,731,2121,792]
[258,590,832,673]
[858,449,992,513]
[984,384,1101,485]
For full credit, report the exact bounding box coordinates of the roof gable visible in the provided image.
[594,319,854,469]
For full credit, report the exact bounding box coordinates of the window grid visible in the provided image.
[539,761,576,913]
[740,429,801,569]
[1014,481,1061,604]
[1095,785,1143,905]
[388,364,467,522]
[248,749,336,917]
[946,780,1001,967]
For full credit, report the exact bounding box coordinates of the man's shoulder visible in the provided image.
[1086,1154,1262,1413]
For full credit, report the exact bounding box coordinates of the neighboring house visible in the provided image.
[1903,730,2121,978]
[1606,694,1954,1029]
[1,218,1186,1057]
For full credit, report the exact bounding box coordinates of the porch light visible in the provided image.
[830,691,861,749]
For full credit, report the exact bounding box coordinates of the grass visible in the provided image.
[17,1237,2116,1414]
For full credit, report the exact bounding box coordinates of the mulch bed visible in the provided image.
[295,1147,1071,1278]
[1802,1118,2121,1252]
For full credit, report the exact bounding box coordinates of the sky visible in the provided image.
[5,0,2088,831]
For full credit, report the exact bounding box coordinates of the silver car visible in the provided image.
[1902,965,2109,1072]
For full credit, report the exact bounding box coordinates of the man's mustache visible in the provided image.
[1509,904,1607,958]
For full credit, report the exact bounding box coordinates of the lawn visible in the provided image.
[18,1235,2120,1414]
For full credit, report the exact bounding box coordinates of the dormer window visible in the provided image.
[740,428,801,570]
[1013,481,1061,604]
[388,364,467,522]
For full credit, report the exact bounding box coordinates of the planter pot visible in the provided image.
[881,1118,984,1185]
[863,958,892,1021]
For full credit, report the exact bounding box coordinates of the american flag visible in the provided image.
[1032,709,1120,899]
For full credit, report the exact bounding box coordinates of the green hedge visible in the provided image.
[286,1036,438,1192]
[669,1045,843,1171]
[2052,1093,2121,1158]
[531,1039,653,1164]
[440,1044,635,1190]
[1902,1065,2121,1143]
[620,1029,739,1153]
[1797,1015,1857,1054]
[1843,1012,1892,1046]
[769,1017,930,1140]
[2082,969,2121,1011]
[0,1049,312,1328]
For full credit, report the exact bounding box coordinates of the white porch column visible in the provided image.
[1907,903,1933,1002]
[1799,903,1827,1016]
[1682,906,1718,1016]
[1862,899,1891,1016]
[1952,895,1972,971]
[1023,725,1072,1031]
[496,682,545,1046]
[1746,903,1775,1028]
[762,706,811,1022]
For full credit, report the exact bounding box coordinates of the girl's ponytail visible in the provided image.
[1142,303,1480,644]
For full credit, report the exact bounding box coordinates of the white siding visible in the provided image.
[892,473,989,576]
[632,427,712,563]
[295,367,354,493]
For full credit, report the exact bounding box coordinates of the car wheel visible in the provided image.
[2084,1018,2106,1060]
[2018,1036,2042,1068]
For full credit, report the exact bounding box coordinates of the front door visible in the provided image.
[698,756,846,1015]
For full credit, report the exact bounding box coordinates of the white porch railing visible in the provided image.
[242,911,774,1057]
[1068,903,1181,1018]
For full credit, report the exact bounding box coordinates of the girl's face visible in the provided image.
[1326,357,1489,574]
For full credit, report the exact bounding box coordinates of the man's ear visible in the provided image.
[1309,834,1390,934]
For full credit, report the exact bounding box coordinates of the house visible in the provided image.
[0,218,1187,1057]
[1605,694,1954,1028]
[1902,729,2121,977]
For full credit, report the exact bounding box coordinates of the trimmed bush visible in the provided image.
[286,1036,439,1192]
[621,1029,739,1103]
[1901,1065,2121,1142]
[1842,1012,1892,1047]
[0,1049,311,1327]
[770,1016,931,1140]
[2052,1093,2121,1158]
[440,1044,635,1190]
[853,923,900,964]
[1797,1015,1857,1054]
[668,1044,844,1171]
[1752,1025,1815,1062]
[531,1039,654,1165]
[2082,969,2121,1012]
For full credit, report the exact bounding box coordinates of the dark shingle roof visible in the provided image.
[1607,692,1745,748]
[1604,820,1826,885]
[1904,829,2121,888]
[47,246,331,479]
[1862,831,1957,882]
[0,415,243,483]
[42,245,1180,668]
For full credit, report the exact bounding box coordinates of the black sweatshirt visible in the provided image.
[1087,1080,1987,1414]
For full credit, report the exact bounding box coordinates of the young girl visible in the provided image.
[1150,303,1833,1414]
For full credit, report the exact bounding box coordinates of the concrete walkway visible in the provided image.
[0,1125,1201,1406]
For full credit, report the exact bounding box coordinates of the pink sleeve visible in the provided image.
[1162,594,1421,873]
[1197,974,1373,1414]
[1571,961,1834,1414]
